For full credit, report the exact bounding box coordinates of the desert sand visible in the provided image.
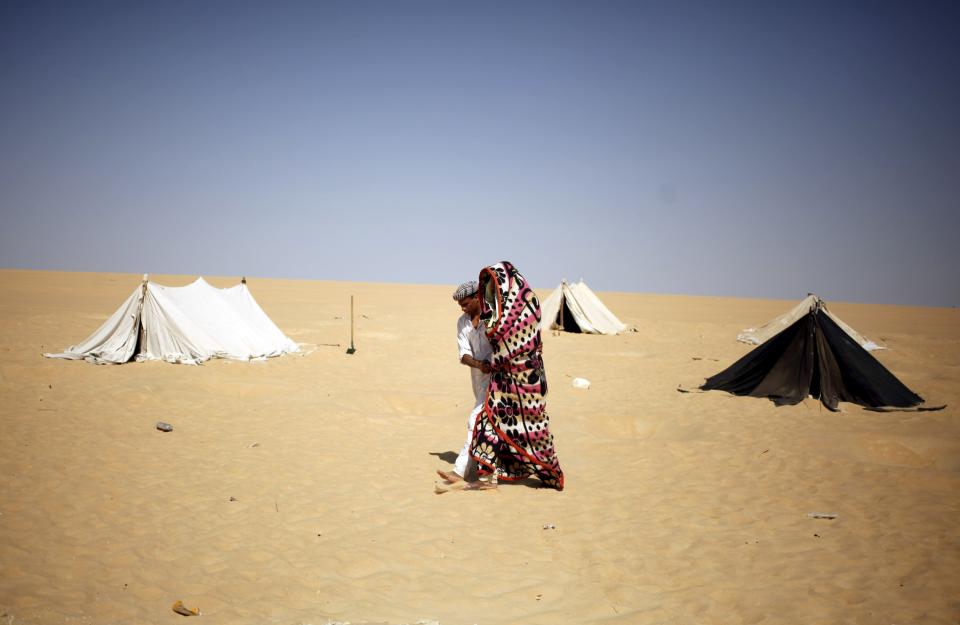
[1,268,958,625]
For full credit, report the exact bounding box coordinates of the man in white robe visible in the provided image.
[437,280,492,483]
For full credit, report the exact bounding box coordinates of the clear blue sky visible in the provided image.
[2,1,958,306]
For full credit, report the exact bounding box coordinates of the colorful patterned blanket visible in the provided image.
[470,261,564,490]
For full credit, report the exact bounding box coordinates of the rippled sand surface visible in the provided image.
[1,269,958,624]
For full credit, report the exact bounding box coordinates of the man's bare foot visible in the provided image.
[436,470,462,483]
[434,479,469,494]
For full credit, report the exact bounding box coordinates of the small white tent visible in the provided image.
[45,276,299,365]
[539,280,627,335]
[737,294,884,351]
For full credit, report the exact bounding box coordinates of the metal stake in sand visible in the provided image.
[346,295,357,354]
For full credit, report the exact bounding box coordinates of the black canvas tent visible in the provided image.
[701,298,928,411]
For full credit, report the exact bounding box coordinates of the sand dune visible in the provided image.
[1,269,958,624]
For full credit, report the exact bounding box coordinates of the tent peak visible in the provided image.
[739,294,884,351]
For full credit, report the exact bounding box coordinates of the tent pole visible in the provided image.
[558,295,563,335]
[132,274,149,362]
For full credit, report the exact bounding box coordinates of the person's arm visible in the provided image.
[460,353,491,374]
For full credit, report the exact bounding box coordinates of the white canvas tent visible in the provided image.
[737,294,884,351]
[45,276,299,365]
[539,280,627,335]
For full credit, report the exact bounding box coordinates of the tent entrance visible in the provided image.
[132,322,146,363]
[559,298,582,333]
[809,342,823,403]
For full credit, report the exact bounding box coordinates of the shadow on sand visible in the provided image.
[429,451,458,465]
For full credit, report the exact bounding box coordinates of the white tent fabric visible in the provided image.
[737,294,884,351]
[45,277,299,365]
[539,280,627,335]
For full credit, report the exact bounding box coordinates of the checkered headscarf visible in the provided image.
[452,280,478,301]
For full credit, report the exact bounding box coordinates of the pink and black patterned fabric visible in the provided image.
[470,261,564,490]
